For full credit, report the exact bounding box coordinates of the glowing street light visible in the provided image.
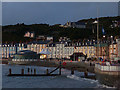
[103,35,105,38]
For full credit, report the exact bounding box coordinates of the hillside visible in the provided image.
[2,16,120,43]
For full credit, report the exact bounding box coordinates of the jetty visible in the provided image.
[8,64,62,76]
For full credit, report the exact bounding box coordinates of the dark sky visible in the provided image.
[2,2,118,25]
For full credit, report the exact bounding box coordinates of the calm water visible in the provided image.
[2,64,114,88]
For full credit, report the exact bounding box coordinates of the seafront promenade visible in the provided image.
[2,58,120,75]
[8,59,95,73]
[1,58,120,76]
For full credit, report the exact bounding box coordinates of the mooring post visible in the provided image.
[84,71,88,77]
[21,69,24,75]
[71,68,74,75]
[59,61,61,75]
[31,68,33,74]
[34,69,36,75]
[46,69,49,75]
[28,68,30,74]
[9,68,11,75]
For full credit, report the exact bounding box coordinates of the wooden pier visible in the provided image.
[8,62,62,77]
[8,74,61,76]
[8,65,62,76]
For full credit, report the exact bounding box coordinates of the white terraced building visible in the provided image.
[47,41,96,59]
[0,43,26,58]
[47,42,74,59]
[27,40,52,54]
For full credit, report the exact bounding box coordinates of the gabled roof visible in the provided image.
[39,48,51,54]
[47,43,56,47]
[2,43,26,47]
[16,50,37,55]
[70,52,86,57]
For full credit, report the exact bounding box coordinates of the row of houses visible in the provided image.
[1,39,120,61]
[47,41,96,59]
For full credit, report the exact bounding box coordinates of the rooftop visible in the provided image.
[28,40,51,44]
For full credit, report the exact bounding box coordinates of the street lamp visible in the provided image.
[103,35,105,38]
[93,19,99,60]
[111,36,114,61]
[111,35,113,38]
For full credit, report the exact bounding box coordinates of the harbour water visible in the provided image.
[2,64,116,88]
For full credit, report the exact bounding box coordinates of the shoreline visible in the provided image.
[8,60,95,73]
[2,61,120,88]
[2,59,120,76]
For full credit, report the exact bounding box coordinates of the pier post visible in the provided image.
[59,67,61,75]
[21,69,24,75]
[84,71,88,77]
[28,68,30,74]
[71,68,74,75]
[34,69,36,75]
[46,69,49,75]
[31,68,32,74]
[59,61,61,75]
[9,68,11,75]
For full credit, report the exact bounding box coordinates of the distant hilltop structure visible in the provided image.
[59,37,71,42]
[60,21,86,29]
[24,31,35,38]
[118,1,120,16]
[36,35,53,41]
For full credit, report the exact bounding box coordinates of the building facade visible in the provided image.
[109,39,120,60]
[1,43,26,58]
[47,42,73,59]
[64,21,86,28]
[47,41,96,59]
[1,39,120,60]
[95,43,109,60]
[27,40,52,54]
[74,42,96,58]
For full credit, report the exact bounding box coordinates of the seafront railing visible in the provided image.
[95,64,120,72]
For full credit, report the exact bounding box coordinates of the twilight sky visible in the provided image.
[2,2,118,25]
